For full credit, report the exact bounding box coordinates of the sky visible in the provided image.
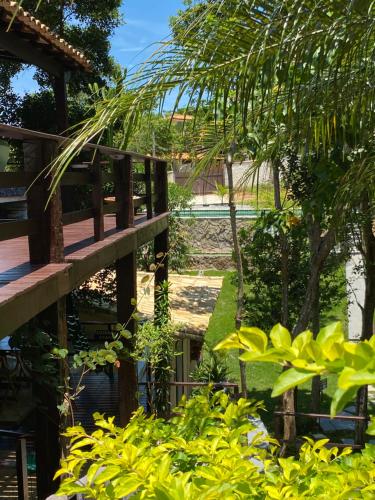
[12,1,185,98]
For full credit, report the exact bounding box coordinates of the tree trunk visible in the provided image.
[309,218,322,414]
[273,163,296,454]
[293,228,336,336]
[355,194,375,445]
[226,154,247,397]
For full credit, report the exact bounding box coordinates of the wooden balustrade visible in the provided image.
[0,123,168,261]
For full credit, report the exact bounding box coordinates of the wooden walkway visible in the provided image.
[0,212,168,338]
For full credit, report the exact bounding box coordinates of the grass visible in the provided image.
[203,270,349,430]
[235,185,292,209]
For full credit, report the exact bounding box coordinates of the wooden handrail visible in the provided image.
[274,410,369,421]
[0,122,162,162]
[0,124,168,253]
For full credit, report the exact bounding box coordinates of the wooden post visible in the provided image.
[34,298,68,499]
[116,252,138,425]
[16,437,29,500]
[53,73,68,134]
[114,154,134,229]
[25,140,64,264]
[154,160,169,323]
[145,158,153,219]
[92,151,104,241]
[115,152,138,424]
[154,160,168,214]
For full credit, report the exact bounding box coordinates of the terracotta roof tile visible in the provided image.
[0,0,91,71]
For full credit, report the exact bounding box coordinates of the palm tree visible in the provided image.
[50,0,375,445]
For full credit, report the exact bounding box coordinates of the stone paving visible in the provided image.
[137,272,224,333]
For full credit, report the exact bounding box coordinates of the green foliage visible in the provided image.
[133,320,177,417]
[55,389,375,499]
[191,348,230,384]
[9,325,59,386]
[216,322,375,419]
[215,182,229,205]
[240,210,347,331]
[139,183,194,273]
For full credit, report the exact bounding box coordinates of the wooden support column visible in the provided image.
[114,154,134,229]
[154,160,168,215]
[116,252,138,425]
[34,298,68,499]
[53,73,68,134]
[154,160,169,323]
[145,158,153,219]
[16,437,29,500]
[25,140,64,264]
[115,153,138,424]
[92,151,104,241]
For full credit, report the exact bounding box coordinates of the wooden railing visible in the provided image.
[0,428,34,500]
[0,123,168,264]
[274,410,369,449]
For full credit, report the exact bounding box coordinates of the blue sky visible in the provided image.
[12,1,185,97]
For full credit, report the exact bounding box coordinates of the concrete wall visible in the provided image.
[224,161,272,188]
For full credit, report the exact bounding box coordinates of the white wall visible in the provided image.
[223,160,272,188]
[346,251,364,340]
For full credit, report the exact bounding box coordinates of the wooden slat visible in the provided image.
[62,208,93,225]
[60,171,92,186]
[0,172,37,187]
[0,219,38,241]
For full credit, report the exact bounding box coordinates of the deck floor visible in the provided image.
[0,214,146,288]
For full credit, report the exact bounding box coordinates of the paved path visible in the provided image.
[137,273,223,333]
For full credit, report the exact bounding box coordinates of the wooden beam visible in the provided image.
[116,252,138,425]
[0,215,168,339]
[0,30,64,76]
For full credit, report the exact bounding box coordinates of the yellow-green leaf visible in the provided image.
[214,333,242,351]
[316,322,344,358]
[95,466,121,485]
[272,368,316,397]
[338,367,375,390]
[238,327,267,352]
[270,324,292,349]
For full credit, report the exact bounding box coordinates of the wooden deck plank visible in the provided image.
[0,213,168,338]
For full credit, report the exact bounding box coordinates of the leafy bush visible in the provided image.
[240,210,347,331]
[55,387,375,499]
[216,322,375,419]
[190,348,230,384]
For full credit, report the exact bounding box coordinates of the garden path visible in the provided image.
[137,273,224,333]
